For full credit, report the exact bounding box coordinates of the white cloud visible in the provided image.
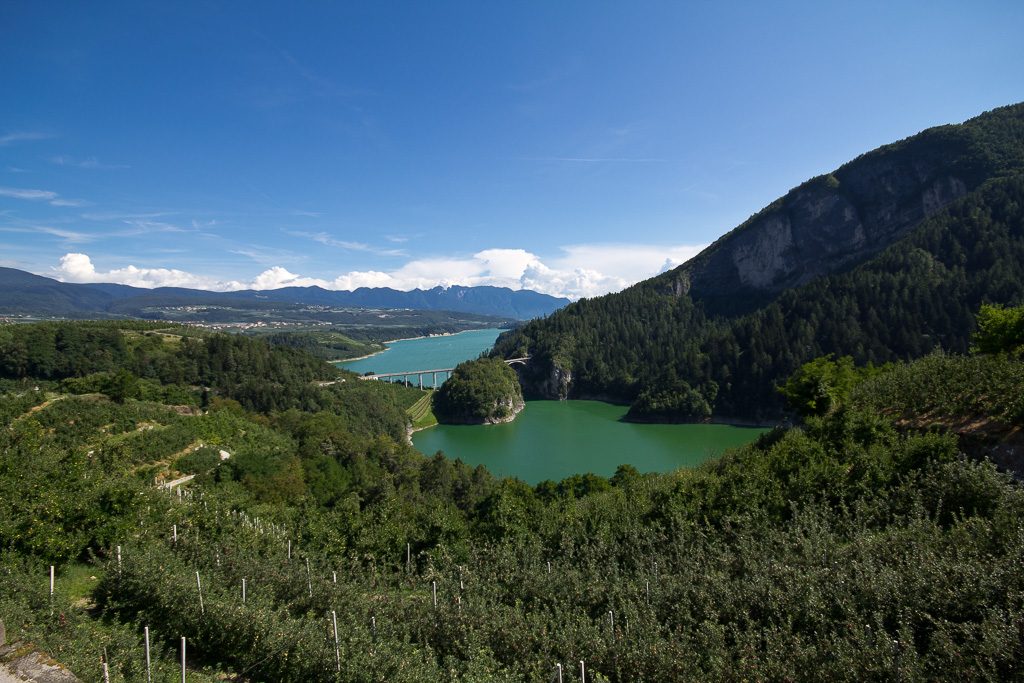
[0,132,51,146]
[54,253,243,290]
[49,242,707,299]
[0,185,89,207]
[0,187,58,201]
[319,243,706,298]
[249,266,329,290]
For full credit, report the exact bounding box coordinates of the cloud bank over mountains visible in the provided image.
[53,243,705,300]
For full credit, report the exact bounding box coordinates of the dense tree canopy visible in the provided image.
[3,323,1023,680]
[972,302,1024,355]
[495,174,1024,420]
[432,357,524,424]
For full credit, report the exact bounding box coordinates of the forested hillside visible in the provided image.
[494,104,1024,421]
[2,319,1024,681]
[0,322,343,413]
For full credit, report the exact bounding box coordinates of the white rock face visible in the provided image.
[732,215,794,288]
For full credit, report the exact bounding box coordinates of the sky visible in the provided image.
[1,1,1023,300]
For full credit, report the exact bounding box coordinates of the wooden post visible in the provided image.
[331,610,341,673]
[144,626,152,683]
[196,571,204,615]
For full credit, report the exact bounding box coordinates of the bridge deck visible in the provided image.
[357,356,530,380]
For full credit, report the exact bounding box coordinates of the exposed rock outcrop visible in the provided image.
[0,624,81,683]
[513,359,572,400]
[437,395,525,425]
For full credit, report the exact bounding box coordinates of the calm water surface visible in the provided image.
[339,328,767,482]
[414,400,766,484]
[337,328,502,387]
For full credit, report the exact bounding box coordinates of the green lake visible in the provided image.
[337,328,503,387]
[340,327,767,483]
[414,400,767,484]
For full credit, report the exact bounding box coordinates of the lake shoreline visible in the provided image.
[333,328,500,366]
[413,398,769,484]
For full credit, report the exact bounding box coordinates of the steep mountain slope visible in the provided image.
[659,102,1024,316]
[493,103,1024,420]
[0,268,568,320]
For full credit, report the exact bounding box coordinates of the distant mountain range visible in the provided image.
[0,268,569,321]
[494,102,1024,420]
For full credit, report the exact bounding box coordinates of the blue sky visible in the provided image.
[2,1,1022,299]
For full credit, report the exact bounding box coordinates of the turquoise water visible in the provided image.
[414,400,766,484]
[340,328,766,482]
[337,328,502,387]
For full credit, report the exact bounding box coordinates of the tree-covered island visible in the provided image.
[432,357,525,424]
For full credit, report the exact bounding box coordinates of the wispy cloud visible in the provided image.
[0,187,58,201]
[0,225,93,244]
[50,155,130,170]
[80,211,174,222]
[229,244,307,268]
[0,131,52,147]
[119,218,192,235]
[286,229,408,257]
[0,185,89,207]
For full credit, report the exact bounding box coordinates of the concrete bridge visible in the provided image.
[359,356,530,389]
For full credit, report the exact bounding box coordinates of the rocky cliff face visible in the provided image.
[439,395,526,425]
[654,122,989,316]
[515,361,572,400]
[490,103,1024,415]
